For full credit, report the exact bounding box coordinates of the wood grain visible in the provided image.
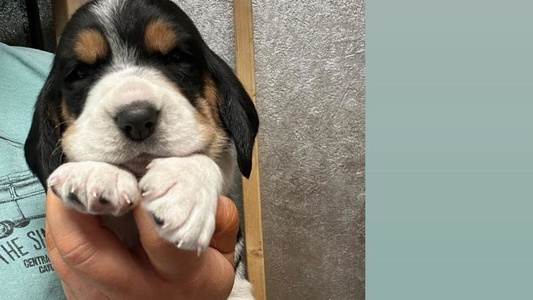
[233,1,267,300]
[51,0,83,42]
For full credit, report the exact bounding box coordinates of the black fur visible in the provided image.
[24,69,64,188]
[206,49,259,178]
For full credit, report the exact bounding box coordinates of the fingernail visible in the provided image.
[146,161,156,170]
[123,194,132,206]
[50,185,60,197]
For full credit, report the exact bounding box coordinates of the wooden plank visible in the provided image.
[51,0,83,42]
[233,1,267,300]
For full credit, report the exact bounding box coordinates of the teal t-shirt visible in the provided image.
[0,43,65,299]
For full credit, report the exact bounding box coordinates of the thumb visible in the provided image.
[133,196,240,279]
[45,189,146,298]
[210,196,240,263]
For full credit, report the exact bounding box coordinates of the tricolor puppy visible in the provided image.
[24,0,258,298]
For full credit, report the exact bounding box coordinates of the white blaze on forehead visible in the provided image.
[90,0,136,68]
[87,67,165,113]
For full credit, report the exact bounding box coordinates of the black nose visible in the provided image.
[115,105,158,141]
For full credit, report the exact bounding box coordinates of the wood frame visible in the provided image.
[51,0,84,42]
[233,1,267,300]
[51,1,267,298]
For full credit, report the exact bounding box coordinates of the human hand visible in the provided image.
[45,189,240,300]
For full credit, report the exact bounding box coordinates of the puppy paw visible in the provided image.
[140,155,223,253]
[48,162,140,216]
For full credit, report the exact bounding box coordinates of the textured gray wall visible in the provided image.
[252,0,365,299]
[0,0,30,47]
[0,0,56,51]
[174,0,236,67]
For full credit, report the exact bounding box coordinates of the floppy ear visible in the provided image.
[206,50,259,178]
[24,67,65,188]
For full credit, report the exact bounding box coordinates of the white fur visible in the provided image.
[229,276,254,300]
[230,234,254,299]
[90,0,136,68]
[139,155,222,252]
[47,161,139,216]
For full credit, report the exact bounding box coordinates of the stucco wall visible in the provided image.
[0,0,56,51]
[252,1,365,299]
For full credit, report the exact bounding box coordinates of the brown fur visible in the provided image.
[74,29,109,64]
[61,99,76,125]
[145,19,177,54]
[45,101,62,129]
[200,77,222,124]
[59,99,76,159]
[158,75,227,160]
[194,77,227,160]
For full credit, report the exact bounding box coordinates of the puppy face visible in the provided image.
[25,0,259,183]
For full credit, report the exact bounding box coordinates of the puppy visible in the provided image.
[24,0,258,298]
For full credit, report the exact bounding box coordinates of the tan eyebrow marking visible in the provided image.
[74,29,109,64]
[145,19,178,54]
[61,98,75,124]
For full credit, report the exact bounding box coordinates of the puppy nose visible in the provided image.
[115,104,158,141]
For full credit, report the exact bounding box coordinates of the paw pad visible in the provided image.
[152,214,165,226]
[67,192,83,207]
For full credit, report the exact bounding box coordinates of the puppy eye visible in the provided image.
[66,64,93,82]
[169,50,182,61]
[167,48,193,64]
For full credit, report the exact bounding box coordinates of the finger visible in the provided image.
[210,196,239,264]
[46,190,147,298]
[47,221,110,300]
[134,196,236,298]
[134,196,239,278]
[46,221,77,285]
[133,202,206,279]
[61,279,110,300]
[61,281,76,300]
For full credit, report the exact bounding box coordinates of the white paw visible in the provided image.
[47,162,140,216]
[139,155,223,253]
